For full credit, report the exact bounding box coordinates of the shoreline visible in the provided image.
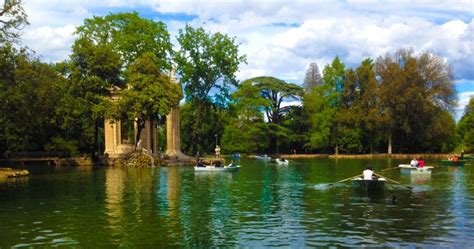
[259,153,452,160]
[0,153,457,167]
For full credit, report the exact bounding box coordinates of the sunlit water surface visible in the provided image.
[1,158,473,247]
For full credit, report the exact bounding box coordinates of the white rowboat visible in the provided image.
[398,164,433,174]
[275,159,289,165]
[194,165,241,172]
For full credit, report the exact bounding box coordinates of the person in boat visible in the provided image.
[227,160,237,167]
[417,158,425,168]
[280,157,287,162]
[410,158,418,167]
[363,166,374,180]
[213,160,223,168]
[196,159,205,167]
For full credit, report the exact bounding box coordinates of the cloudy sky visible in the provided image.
[20,0,473,118]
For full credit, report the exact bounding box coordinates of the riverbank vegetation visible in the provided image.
[0,3,472,159]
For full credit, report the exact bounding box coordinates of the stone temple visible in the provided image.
[103,70,188,163]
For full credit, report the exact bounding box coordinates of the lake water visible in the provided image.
[1,158,473,247]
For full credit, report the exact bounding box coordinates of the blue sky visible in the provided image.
[20,0,473,118]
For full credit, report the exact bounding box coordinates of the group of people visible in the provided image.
[448,155,460,162]
[410,158,425,168]
[195,159,237,168]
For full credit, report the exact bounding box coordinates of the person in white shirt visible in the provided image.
[410,158,418,167]
[363,166,374,180]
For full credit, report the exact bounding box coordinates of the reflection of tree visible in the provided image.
[105,167,125,237]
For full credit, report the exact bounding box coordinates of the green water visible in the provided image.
[1,158,473,247]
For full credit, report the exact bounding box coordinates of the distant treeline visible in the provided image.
[0,6,473,157]
[216,53,473,155]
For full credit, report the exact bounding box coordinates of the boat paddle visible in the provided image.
[328,174,363,186]
[381,166,400,172]
[374,172,412,189]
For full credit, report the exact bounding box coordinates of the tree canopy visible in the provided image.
[174,24,246,154]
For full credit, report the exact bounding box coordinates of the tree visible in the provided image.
[303,62,323,93]
[58,37,122,156]
[180,102,229,155]
[341,58,382,153]
[75,12,172,70]
[231,76,303,153]
[375,49,456,153]
[0,45,63,154]
[458,97,474,152]
[67,12,173,156]
[112,53,181,149]
[174,25,246,154]
[0,0,28,43]
[305,57,345,154]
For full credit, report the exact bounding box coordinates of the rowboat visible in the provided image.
[275,159,289,165]
[398,164,433,174]
[194,165,241,172]
[255,155,271,160]
[441,160,466,166]
[351,178,386,191]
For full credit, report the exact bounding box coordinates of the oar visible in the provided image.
[374,172,412,189]
[328,174,363,186]
[381,166,400,172]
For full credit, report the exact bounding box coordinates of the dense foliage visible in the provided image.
[304,49,457,154]
[458,97,474,152]
[174,25,246,154]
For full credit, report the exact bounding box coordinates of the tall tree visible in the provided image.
[375,48,456,153]
[68,12,173,156]
[341,58,382,153]
[305,57,345,154]
[303,62,323,93]
[58,37,122,155]
[458,97,474,152]
[232,76,303,153]
[0,0,28,43]
[174,25,246,154]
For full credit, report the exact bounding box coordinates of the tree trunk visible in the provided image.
[388,133,392,155]
[92,118,99,162]
[191,101,202,155]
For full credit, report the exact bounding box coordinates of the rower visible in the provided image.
[363,166,374,180]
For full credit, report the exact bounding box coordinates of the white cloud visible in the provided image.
[456,91,474,120]
[22,25,76,62]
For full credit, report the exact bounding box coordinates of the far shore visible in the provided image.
[248,153,454,160]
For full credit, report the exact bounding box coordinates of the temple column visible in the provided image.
[166,106,183,157]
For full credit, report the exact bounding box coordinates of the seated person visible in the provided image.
[227,160,237,167]
[213,160,223,167]
[410,158,418,167]
[196,159,205,167]
[363,166,374,180]
[417,158,425,168]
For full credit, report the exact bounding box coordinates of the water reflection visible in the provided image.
[105,167,125,237]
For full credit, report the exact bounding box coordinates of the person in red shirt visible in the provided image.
[417,158,425,168]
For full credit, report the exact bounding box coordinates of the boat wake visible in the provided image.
[313,183,348,190]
